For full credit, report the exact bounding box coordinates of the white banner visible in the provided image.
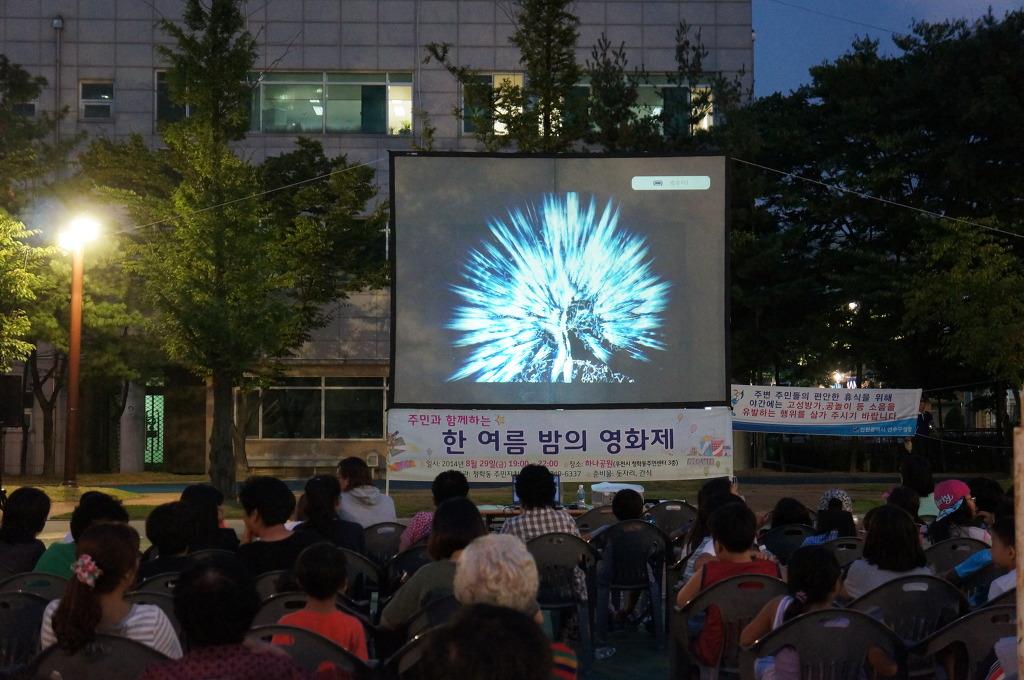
[731,385,922,436]
[386,407,734,483]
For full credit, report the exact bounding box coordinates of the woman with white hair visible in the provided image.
[454,535,578,679]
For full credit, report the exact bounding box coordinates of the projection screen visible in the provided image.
[390,153,728,408]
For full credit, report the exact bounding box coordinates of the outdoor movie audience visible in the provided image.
[138,501,194,582]
[841,504,932,600]
[237,476,320,576]
[40,522,182,658]
[0,486,51,573]
[337,456,397,527]
[379,496,486,630]
[801,488,857,546]
[679,477,744,583]
[293,474,365,553]
[138,560,305,680]
[180,482,240,552]
[35,490,129,578]
[400,469,469,551]
[927,479,991,544]
[900,454,939,518]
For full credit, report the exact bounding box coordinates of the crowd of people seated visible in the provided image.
[0,452,1012,679]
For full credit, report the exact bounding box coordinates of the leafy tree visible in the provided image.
[83,0,384,495]
[0,212,48,372]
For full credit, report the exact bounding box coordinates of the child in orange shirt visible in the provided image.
[274,542,368,663]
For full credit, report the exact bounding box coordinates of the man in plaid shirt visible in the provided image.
[502,464,587,600]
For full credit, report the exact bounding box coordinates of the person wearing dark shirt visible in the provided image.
[236,476,319,577]
[138,502,195,583]
[180,483,239,553]
[0,486,51,574]
[35,491,129,578]
[293,475,365,553]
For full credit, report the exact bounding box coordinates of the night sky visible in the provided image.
[753,0,1023,97]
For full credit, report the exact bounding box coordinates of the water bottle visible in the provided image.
[575,484,586,508]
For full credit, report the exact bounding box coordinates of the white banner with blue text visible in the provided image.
[386,407,734,483]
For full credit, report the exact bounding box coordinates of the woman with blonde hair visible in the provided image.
[455,534,578,679]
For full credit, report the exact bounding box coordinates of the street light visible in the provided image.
[832,370,845,386]
[58,215,100,487]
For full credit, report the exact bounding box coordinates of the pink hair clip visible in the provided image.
[71,554,103,588]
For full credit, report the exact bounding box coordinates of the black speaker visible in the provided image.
[0,376,23,428]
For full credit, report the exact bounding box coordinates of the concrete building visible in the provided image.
[1,0,753,475]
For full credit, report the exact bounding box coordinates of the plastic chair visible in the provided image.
[646,500,698,536]
[124,591,181,636]
[246,624,374,680]
[739,609,906,680]
[404,594,460,639]
[30,634,170,680]
[594,520,669,649]
[342,547,384,600]
[912,605,1016,680]
[983,587,1015,608]
[385,545,433,595]
[0,591,49,667]
[0,572,68,602]
[822,536,864,569]
[849,574,967,643]
[526,532,599,672]
[674,574,787,680]
[134,572,179,596]
[379,627,440,680]
[924,537,989,574]
[365,523,407,567]
[574,504,618,533]
[187,548,237,562]
[759,524,815,564]
[255,569,288,601]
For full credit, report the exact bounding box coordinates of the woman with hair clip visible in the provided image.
[40,523,182,658]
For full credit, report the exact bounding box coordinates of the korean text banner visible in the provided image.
[730,385,922,436]
[386,407,733,483]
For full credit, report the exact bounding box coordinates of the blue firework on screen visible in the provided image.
[447,193,671,383]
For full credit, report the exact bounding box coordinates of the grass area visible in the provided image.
[15,485,140,504]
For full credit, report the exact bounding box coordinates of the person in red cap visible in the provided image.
[927,479,991,545]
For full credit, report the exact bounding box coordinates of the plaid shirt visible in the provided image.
[502,507,587,599]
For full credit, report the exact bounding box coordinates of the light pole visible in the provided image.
[57,216,100,487]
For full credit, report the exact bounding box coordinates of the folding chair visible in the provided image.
[365,522,408,567]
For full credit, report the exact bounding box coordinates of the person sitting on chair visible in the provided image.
[236,477,320,577]
[0,486,51,574]
[138,502,194,582]
[400,470,469,552]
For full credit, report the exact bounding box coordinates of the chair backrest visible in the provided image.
[385,545,433,595]
[253,591,309,627]
[924,537,989,574]
[598,520,668,589]
[677,574,788,673]
[255,570,289,601]
[913,605,1016,680]
[740,609,905,680]
[364,522,408,566]
[760,524,816,564]
[30,633,170,680]
[382,627,440,679]
[123,591,181,636]
[574,505,618,533]
[405,594,460,639]
[0,572,68,602]
[187,548,237,562]
[0,591,49,667]
[821,536,864,568]
[526,533,599,607]
[646,500,698,536]
[341,548,384,602]
[135,572,179,596]
[849,574,967,644]
[246,624,374,680]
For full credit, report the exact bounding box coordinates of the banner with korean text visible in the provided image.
[386,408,733,483]
[731,385,922,436]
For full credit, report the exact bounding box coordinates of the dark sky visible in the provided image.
[753,0,1023,97]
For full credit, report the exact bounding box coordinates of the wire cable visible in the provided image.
[730,156,1023,240]
[760,0,901,35]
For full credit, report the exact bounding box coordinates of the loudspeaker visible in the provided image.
[0,376,23,428]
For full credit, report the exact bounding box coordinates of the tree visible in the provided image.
[426,0,584,151]
[84,0,384,496]
[0,212,48,372]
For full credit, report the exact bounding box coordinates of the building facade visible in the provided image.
[1,0,753,474]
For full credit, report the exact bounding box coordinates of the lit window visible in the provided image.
[80,81,114,119]
[250,72,413,135]
[462,73,524,134]
[631,77,713,134]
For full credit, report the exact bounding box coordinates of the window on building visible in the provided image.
[632,78,713,134]
[80,81,114,119]
[13,102,36,117]
[241,376,385,440]
[462,73,524,134]
[155,71,188,123]
[250,72,412,135]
